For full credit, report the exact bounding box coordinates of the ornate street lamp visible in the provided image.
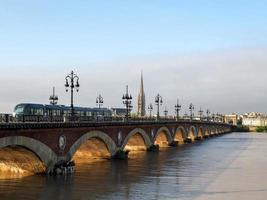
[148,103,153,119]
[174,99,181,121]
[49,86,58,105]
[155,94,163,121]
[65,70,80,119]
[164,106,168,119]
[122,85,132,121]
[189,103,194,120]
[96,94,104,109]
[198,107,203,121]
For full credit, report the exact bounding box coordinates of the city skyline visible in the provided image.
[1,1,267,114]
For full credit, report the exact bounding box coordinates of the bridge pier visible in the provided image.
[112,150,129,160]
[147,144,159,152]
[209,134,215,137]
[203,135,209,139]
[168,141,179,147]
[195,136,202,141]
[184,138,192,143]
[53,160,75,175]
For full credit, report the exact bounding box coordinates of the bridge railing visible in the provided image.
[0,114,14,123]
[0,113,226,125]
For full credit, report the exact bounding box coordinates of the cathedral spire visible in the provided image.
[140,71,144,93]
[137,71,146,117]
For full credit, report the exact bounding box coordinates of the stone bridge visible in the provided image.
[0,121,233,174]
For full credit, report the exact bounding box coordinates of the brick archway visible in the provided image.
[188,126,197,139]
[0,136,58,173]
[154,127,173,144]
[174,126,187,142]
[67,131,117,160]
[198,126,205,137]
[121,128,152,150]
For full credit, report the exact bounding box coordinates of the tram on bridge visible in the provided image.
[13,103,113,122]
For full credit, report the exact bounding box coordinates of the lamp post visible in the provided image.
[96,94,104,109]
[122,85,132,121]
[189,103,194,120]
[49,86,58,105]
[206,109,210,121]
[155,94,163,121]
[198,107,203,121]
[174,99,181,121]
[65,70,80,119]
[164,106,168,119]
[148,103,153,119]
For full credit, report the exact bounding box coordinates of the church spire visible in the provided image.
[137,71,146,117]
[140,71,144,93]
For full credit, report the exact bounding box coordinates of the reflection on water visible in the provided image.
[0,133,265,200]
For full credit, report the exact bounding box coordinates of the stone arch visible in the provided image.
[197,126,205,137]
[0,136,57,173]
[204,127,210,136]
[188,126,197,140]
[210,127,216,135]
[154,126,173,145]
[121,128,152,150]
[174,126,187,142]
[67,131,117,161]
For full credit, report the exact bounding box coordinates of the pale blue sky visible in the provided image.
[1,0,267,65]
[0,1,267,114]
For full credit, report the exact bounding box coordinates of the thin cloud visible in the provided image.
[0,47,267,115]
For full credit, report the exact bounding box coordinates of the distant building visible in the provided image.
[137,72,146,117]
[242,112,267,127]
[224,114,238,125]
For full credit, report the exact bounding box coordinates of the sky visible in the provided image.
[0,0,267,115]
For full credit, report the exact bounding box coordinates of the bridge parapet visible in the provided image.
[0,120,231,130]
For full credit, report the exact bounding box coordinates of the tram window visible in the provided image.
[36,109,43,115]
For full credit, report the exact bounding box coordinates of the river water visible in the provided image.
[0,132,267,200]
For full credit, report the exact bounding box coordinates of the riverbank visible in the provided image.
[234,125,267,133]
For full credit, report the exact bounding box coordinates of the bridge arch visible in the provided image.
[0,136,57,173]
[121,128,152,150]
[187,126,197,141]
[174,126,187,143]
[210,127,216,135]
[197,126,205,137]
[67,131,117,161]
[203,127,209,136]
[206,128,212,135]
[154,127,172,147]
